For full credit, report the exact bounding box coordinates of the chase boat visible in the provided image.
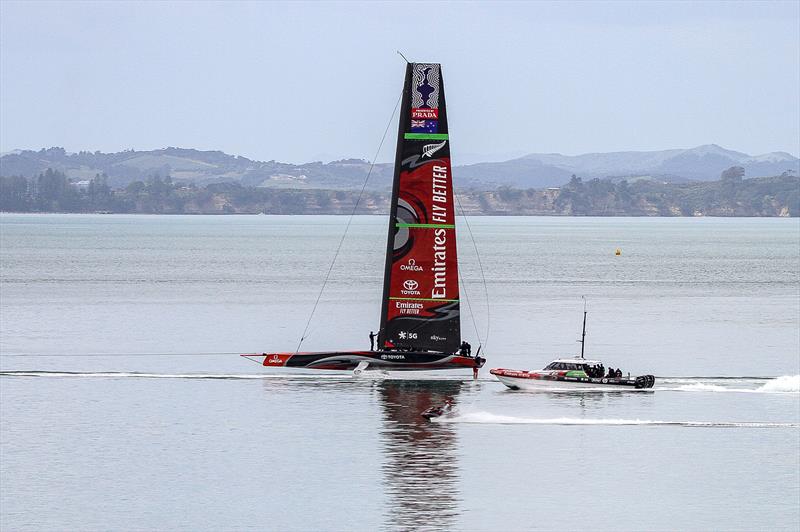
[490,358,655,390]
[490,299,655,390]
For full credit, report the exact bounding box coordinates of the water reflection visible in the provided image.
[493,386,656,415]
[376,379,465,531]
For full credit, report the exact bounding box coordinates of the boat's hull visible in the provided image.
[246,350,484,371]
[490,368,655,390]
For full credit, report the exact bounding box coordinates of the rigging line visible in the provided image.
[457,267,482,346]
[453,189,490,351]
[293,91,403,355]
[452,192,481,346]
[454,214,481,346]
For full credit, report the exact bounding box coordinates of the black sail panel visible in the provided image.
[379,63,460,353]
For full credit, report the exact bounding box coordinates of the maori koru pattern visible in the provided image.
[411,64,440,109]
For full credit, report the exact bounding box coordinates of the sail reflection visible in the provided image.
[376,379,464,531]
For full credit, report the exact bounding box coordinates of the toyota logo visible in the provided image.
[403,279,418,290]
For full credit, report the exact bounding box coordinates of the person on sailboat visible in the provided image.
[369,331,376,351]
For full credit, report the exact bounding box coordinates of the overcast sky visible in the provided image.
[1,1,798,163]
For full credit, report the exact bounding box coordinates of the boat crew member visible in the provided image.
[615,368,622,379]
[607,367,616,378]
[369,331,376,351]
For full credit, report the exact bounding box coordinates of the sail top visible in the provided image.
[379,63,461,353]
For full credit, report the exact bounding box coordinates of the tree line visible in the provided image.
[0,170,382,214]
[1,167,797,216]
[1,169,115,212]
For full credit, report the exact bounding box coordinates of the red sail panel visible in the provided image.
[379,63,460,353]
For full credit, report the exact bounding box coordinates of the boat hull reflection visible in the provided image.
[376,380,465,529]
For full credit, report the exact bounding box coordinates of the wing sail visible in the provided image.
[379,63,460,353]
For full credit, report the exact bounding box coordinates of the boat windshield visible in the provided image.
[544,362,586,371]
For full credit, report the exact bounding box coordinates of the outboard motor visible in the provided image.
[635,375,656,389]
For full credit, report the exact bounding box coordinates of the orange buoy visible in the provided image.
[615,248,621,256]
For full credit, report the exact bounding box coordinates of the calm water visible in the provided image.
[1,214,799,531]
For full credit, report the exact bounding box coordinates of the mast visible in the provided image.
[378,63,460,353]
[579,296,587,359]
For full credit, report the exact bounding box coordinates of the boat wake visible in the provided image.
[659,375,799,394]
[0,370,474,381]
[0,370,351,380]
[434,412,799,428]
[3,373,797,392]
[493,376,799,394]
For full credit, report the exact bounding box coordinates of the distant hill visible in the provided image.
[0,147,395,190]
[1,145,797,190]
[456,144,799,188]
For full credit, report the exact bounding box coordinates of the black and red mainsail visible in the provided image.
[246,63,483,373]
[379,63,460,353]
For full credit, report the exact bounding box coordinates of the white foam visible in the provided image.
[670,383,742,392]
[0,370,476,382]
[660,375,799,394]
[434,412,798,428]
[0,371,348,380]
[758,375,800,393]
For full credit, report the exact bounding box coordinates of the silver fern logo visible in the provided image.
[422,140,447,158]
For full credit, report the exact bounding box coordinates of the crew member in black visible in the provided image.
[369,331,376,351]
[459,341,469,356]
[465,342,471,356]
[615,368,622,379]
[607,367,615,378]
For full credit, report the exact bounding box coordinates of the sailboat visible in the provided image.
[244,62,486,374]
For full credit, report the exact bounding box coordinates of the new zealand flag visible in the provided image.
[410,119,438,133]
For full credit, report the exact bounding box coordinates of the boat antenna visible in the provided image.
[579,296,587,359]
[396,50,410,63]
